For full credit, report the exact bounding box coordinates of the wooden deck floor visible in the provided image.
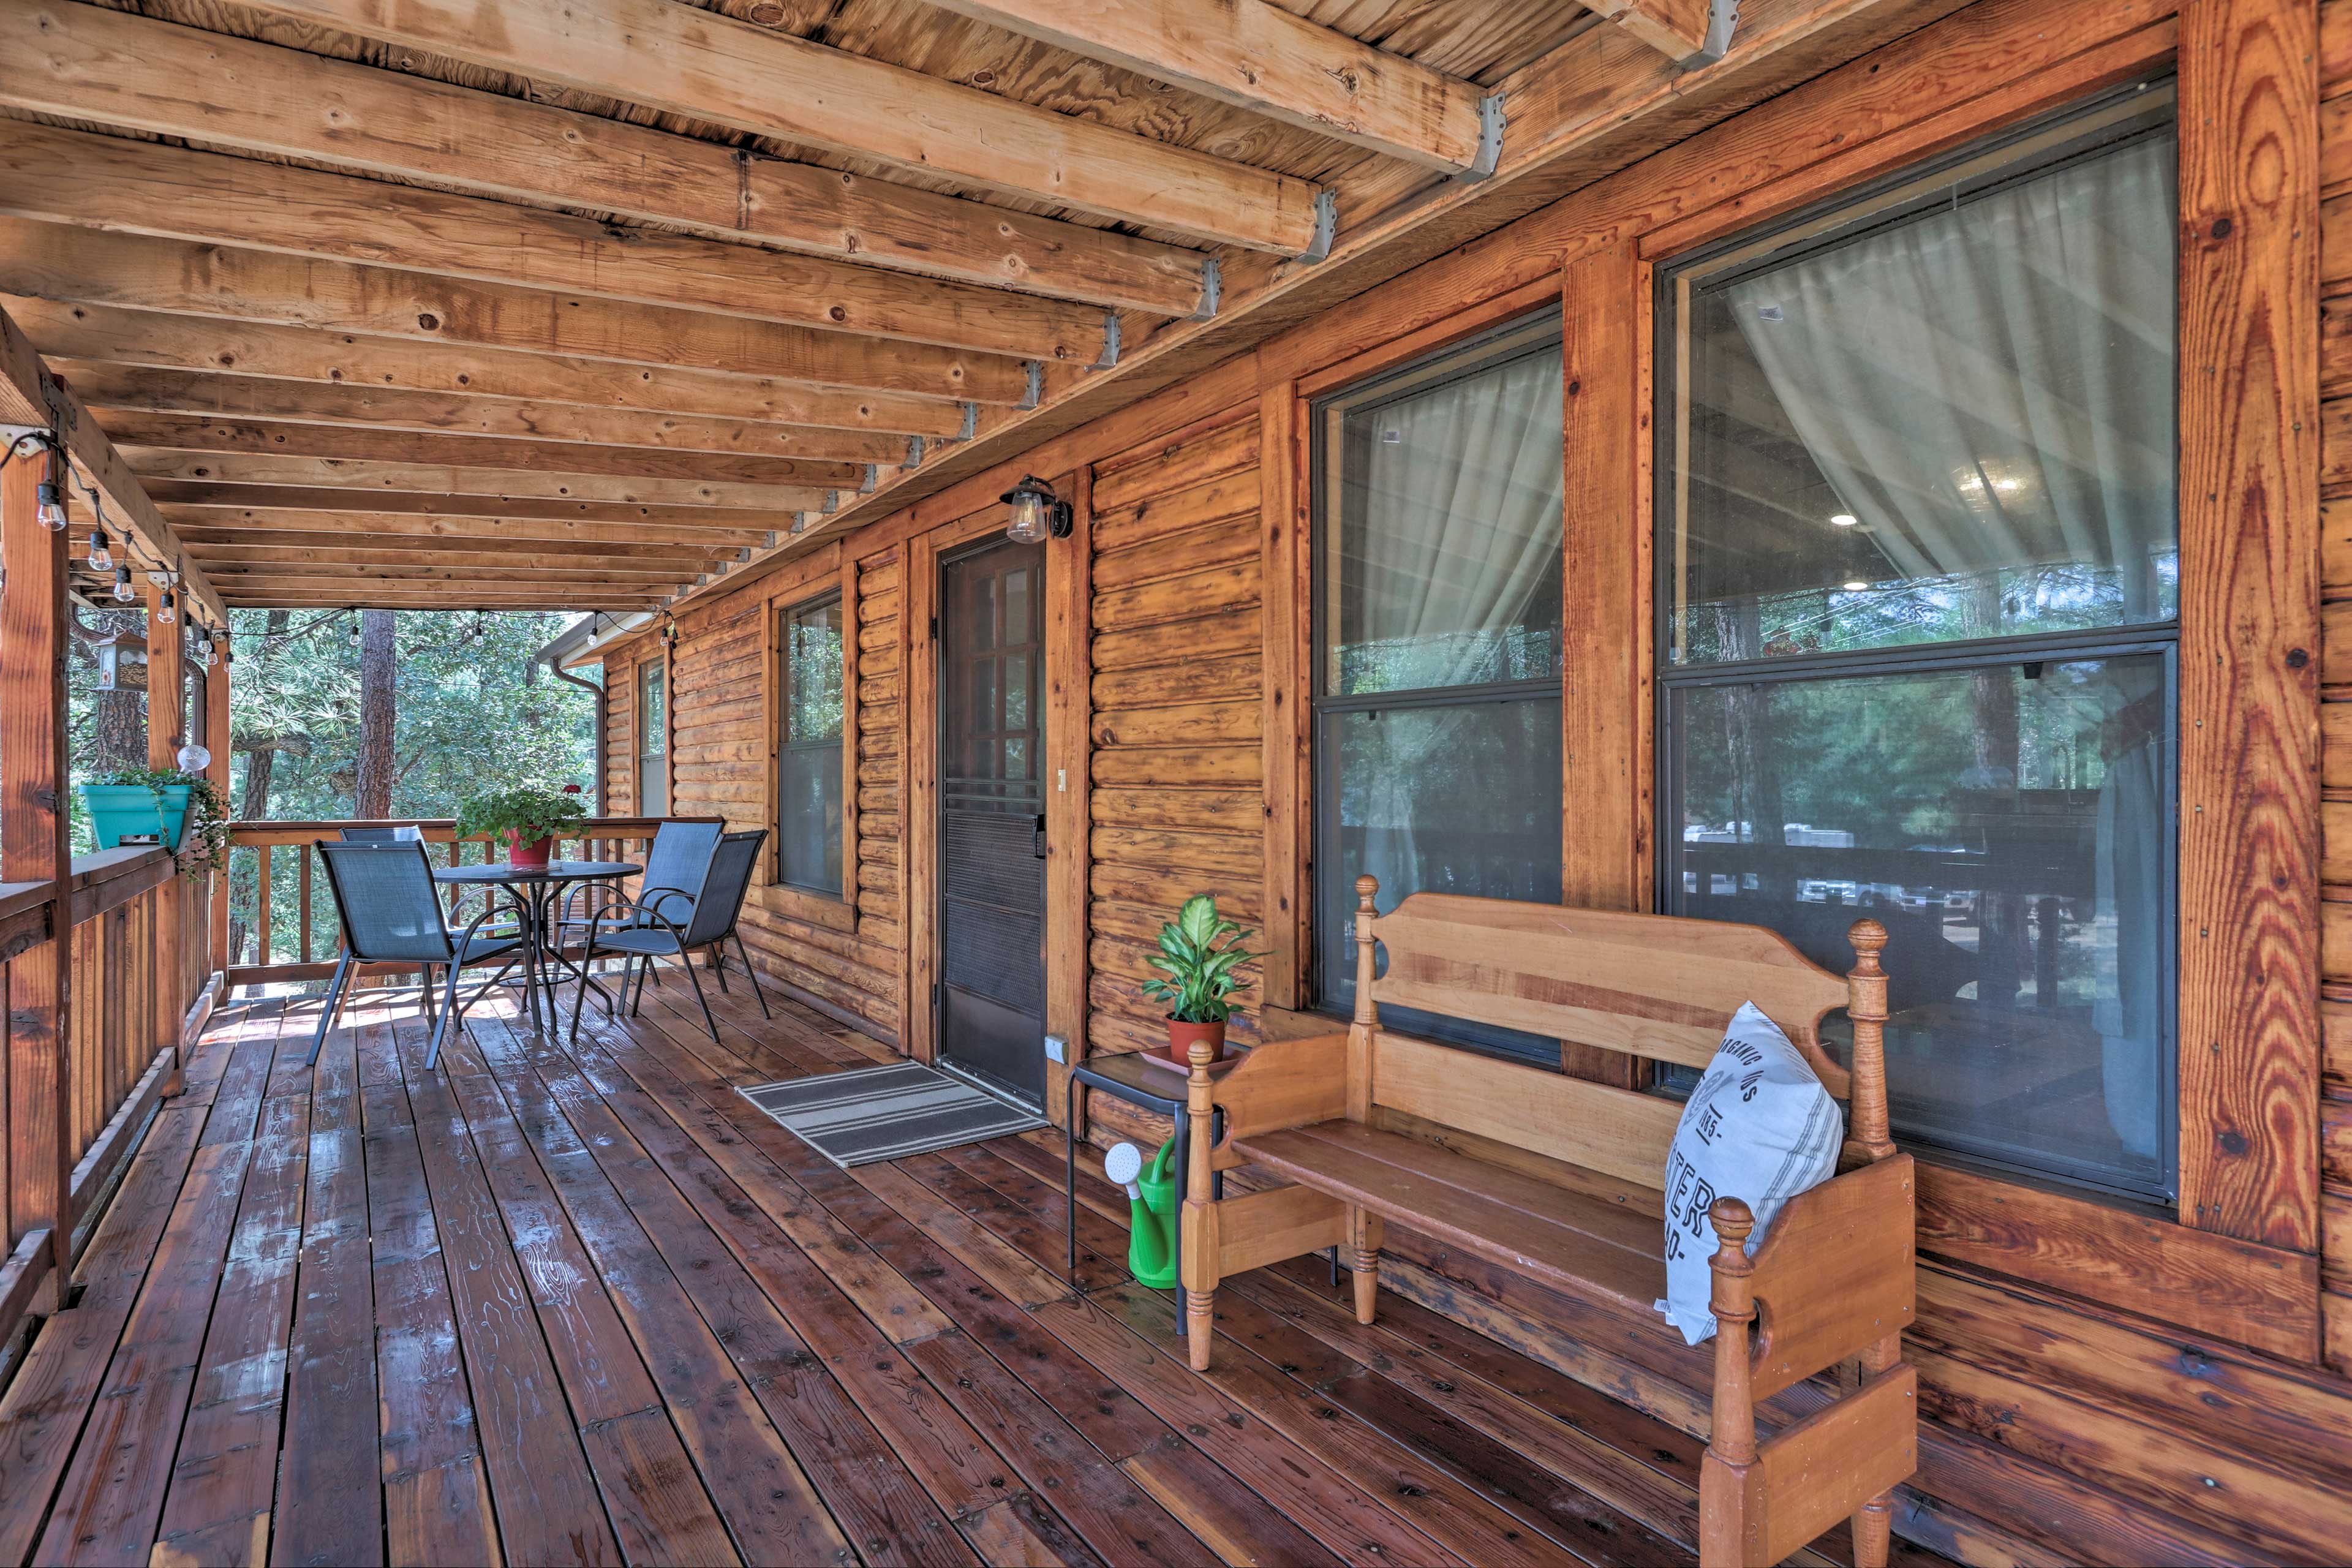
[0,968,1952,1568]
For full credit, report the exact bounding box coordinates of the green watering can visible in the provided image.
[1102,1137,1180,1290]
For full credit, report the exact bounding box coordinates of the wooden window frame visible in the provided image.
[761,545,856,933]
[635,654,669,820]
[1257,0,2319,1359]
[1574,6,2320,1358]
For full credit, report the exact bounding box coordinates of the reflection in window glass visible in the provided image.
[638,660,667,818]
[1657,88,2179,1202]
[1664,655,2171,1196]
[1314,312,1566,1063]
[1670,121,2177,665]
[778,598,843,894]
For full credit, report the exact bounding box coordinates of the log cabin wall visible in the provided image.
[592,0,2352,1559]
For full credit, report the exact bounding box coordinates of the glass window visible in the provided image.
[778,595,845,894]
[1314,311,1566,1063]
[638,659,667,818]
[1657,86,2179,1202]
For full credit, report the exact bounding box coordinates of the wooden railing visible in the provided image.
[222,816,713,992]
[1,846,209,1337]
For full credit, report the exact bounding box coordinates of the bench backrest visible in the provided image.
[1351,877,1894,1189]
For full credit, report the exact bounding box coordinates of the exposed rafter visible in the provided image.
[0,222,1029,405]
[918,0,1491,170]
[119,453,821,513]
[168,512,777,549]
[0,305,226,626]
[91,413,864,492]
[0,120,1116,366]
[8,298,973,438]
[65,366,916,467]
[1579,0,1742,65]
[0,0,1215,317]
[230,0,1329,254]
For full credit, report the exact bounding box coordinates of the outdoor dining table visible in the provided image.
[434,859,639,1036]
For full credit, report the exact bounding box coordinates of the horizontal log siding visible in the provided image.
[1085,417,1265,1060]
[605,655,636,816]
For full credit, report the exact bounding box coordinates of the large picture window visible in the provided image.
[777,595,845,895]
[1656,87,2179,1202]
[638,658,668,818]
[1313,311,1566,1062]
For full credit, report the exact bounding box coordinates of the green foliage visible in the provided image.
[1140,894,1262,1025]
[455,782,590,845]
[88,766,230,880]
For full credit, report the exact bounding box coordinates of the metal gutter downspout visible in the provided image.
[549,661,607,816]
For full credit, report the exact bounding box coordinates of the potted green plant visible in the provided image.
[455,782,589,869]
[1139,893,1262,1072]
[81,767,230,879]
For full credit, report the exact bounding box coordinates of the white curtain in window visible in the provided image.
[1346,347,1564,900]
[1348,347,1566,692]
[1726,137,2176,621]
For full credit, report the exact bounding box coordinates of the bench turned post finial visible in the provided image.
[1705,1197,1760,1469]
[1352,875,1380,1027]
[1844,918,1895,1162]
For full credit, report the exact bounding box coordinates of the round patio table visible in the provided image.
[434,859,639,1036]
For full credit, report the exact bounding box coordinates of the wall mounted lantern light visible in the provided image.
[1001,475,1074,543]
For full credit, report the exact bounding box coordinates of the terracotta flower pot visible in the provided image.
[1165,1017,1227,1071]
[505,830,555,870]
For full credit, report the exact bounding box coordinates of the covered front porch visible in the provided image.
[0,973,1960,1568]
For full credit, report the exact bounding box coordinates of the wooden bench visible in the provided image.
[1178,875,1917,1568]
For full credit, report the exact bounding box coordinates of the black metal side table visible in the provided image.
[1064,1049,1225,1313]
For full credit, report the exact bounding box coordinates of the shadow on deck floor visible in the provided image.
[0,965,1954,1567]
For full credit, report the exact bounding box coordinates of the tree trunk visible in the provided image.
[238,610,291,821]
[86,608,148,774]
[355,609,396,819]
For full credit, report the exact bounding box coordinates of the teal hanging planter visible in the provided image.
[81,783,192,851]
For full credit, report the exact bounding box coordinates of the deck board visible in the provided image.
[0,969,1958,1567]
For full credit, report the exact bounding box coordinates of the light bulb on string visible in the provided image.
[86,530,111,572]
[156,589,176,625]
[111,566,135,604]
[348,613,361,647]
[34,478,66,530]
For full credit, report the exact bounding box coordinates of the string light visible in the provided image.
[348,612,361,646]
[111,565,135,603]
[86,529,112,572]
[34,478,66,530]
[2,432,68,529]
[156,588,176,625]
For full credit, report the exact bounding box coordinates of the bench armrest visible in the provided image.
[1202,1032,1350,1166]
[1730,1153,1916,1403]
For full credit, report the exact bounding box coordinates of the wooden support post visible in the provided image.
[1042,466,1091,1129]
[205,630,231,974]
[1,437,73,1290]
[1181,1035,1219,1372]
[146,573,184,1090]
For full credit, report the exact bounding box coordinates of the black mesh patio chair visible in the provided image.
[311,840,523,1072]
[573,828,769,1044]
[338,824,424,842]
[556,818,721,941]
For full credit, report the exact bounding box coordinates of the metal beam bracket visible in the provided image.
[859,464,878,494]
[1019,361,1044,410]
[1094,314,1122,370]
[822,491,839,514]
[1457,94,1506,183]
[905,435,926,470]
[1685,0,1738,66]
[956,402,979,442]
[1295,188,1340,265]
[1189,256,1223,322]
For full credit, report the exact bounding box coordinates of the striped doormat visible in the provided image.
[738,1060,1047,1167]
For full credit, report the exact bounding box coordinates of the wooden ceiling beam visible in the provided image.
[181,534,735,564]
[0,222,1029,404]
[59,363,918,466]
[8,297,969,439]
[200,559,707,584]
[0,120,1114,365]
[169,513,776,549]
[1578,0,1741,65]
[156,489,794,534]
[0,304,228,626]
[0,0,1210,317]
[121,451,821,513]
[93,413,861,492]
[222,591,670,608]
[918,0,1490,170]
[230,0,1324,254]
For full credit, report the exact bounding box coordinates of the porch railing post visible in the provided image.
[1,439,74,1293]
[206,634,230,973]
[145,575,184,1087]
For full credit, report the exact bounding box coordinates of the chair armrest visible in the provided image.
[1725,1153,1916,1403]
